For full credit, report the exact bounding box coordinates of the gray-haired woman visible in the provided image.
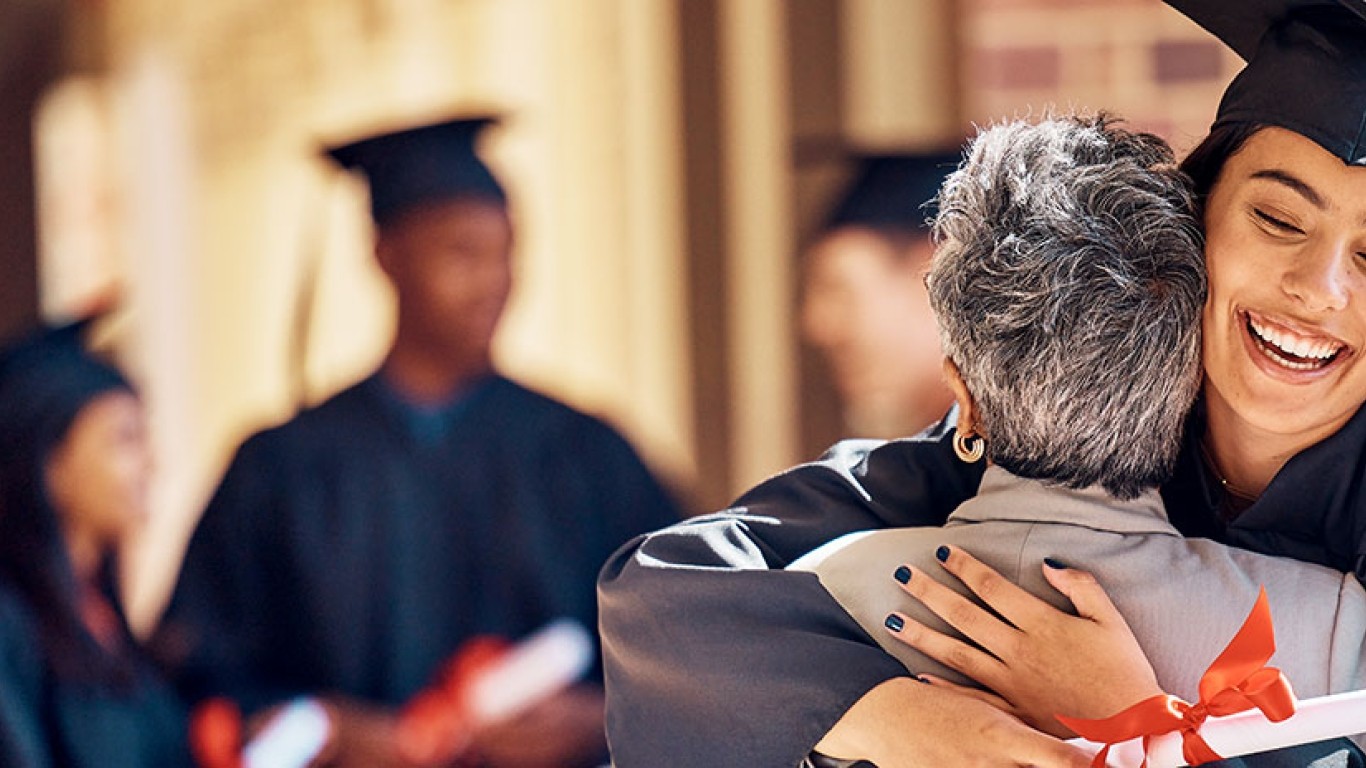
[600,2,1366,764]
[792,113,1366,764]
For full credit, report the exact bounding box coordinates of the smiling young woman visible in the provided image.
[1199,127,1366,503]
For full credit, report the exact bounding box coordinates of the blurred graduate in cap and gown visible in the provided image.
[153,116,681,767]
[0,321,191,768]
[800,152,960,439]
[598,0,1366,765]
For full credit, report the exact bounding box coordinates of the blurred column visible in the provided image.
[675,0,732,510]
[789,1,964,459]
[0,0,65,338]
[615,2,695,490]
[112,53,197,632]
[789,0,850,460]
[842,0,962,147]
[718,0,801,496]
[495,0,695,492]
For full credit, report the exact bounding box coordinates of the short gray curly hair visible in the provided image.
[927,113,1205,499]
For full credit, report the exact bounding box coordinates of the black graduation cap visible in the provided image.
[1164,0,1366,164]
[0,319,131,472]
[825,151,963,236]
[323,115,507,226]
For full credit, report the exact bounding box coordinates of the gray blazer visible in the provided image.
[789,466,1366,706]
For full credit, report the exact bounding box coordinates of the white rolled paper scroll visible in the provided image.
[1069,689,1366,768]
[466,618,596,725]
[242,697,333,768]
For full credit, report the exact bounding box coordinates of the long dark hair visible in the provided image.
[1178,121,1267,219]
[0,324,137,687]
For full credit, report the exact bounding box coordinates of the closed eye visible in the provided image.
[1253,207,1305,235]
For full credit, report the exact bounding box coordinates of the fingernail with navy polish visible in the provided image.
[884,614,905,632]
[893,566,911,584]
[1044,557,1069,570]
[935,545,951,563]
[914,675,930,684]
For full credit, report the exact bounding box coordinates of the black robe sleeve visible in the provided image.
[48,662,192,768]
[0,592,52,768]
[152,433,292,712]
[0,588,191,768]
[602,409,1366,768]
[598,421,982,768]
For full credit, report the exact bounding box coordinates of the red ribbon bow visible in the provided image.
[188,637,511,768]
[396,635,510,766]
[188,698,244,768]
[1056,588,1297,767]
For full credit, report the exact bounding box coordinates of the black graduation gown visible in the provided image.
[0,581,191,768]
[155,373,680,715]
[598,406,1366,768]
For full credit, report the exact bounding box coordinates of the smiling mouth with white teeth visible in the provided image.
[1245,313,1346,372]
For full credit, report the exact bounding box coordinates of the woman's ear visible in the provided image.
[941,357,979,437]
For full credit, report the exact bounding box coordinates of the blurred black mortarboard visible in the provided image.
[1164,0,1366,164]
[323,115,507,226]
[0,318,131,471]
[825,152,963,236]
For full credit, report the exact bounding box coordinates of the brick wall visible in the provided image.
[961,0,1242,156]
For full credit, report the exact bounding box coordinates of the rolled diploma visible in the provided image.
[466,618,595,724]
[242,697,332,768]
[1070,690,1366,768]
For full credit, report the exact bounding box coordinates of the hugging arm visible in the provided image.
[599,513,910,768]
[891,548,1366,767]
[598,429,1093,766]
[816,677,1094,768]
[884,548,1163,732]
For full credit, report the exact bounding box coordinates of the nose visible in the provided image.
[1283,240,1352,313]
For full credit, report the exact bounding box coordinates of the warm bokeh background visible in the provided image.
[0,0,1240,631]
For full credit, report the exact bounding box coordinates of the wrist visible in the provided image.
[816,676,923,761]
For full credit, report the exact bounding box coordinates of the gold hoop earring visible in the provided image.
[953,432,984,463]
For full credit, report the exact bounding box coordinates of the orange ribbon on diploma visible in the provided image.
[396,635,510,764]
[1057,588,1297,768]
[188,619,594,768]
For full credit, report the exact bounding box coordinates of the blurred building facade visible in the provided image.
[7,0,1238,629]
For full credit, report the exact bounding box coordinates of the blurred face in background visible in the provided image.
[802,226,952,437]
[46,390,152,556]
[378,197,514,371]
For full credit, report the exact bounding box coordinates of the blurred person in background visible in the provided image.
[152,115,682,768]
[0,319,192,768]
[801,152,959,439]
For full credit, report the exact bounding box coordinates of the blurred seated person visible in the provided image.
[0,320,191,768]
[151,115,682,768]
[801,151,960,439]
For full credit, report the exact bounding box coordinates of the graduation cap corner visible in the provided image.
[321,113,509,225]
[1163,0,1366,164]
[825,150,965,235]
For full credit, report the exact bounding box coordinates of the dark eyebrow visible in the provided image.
[1249,169,1325,209]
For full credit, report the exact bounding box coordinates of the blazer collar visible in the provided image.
[949,466,1177,537]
